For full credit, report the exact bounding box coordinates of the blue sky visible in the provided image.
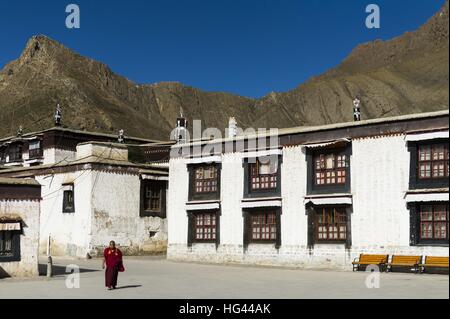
[0,0,445,98]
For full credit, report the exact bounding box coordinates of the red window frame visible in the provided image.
[250,211,277,242]
[194,165,218,194]
[314,153,348,186]
[419,204,449,241]
[194,212,217,241]
[249,160,278,191]
[418,144,449,179]
[316,207,347,241]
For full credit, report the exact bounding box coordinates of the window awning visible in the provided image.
[405,191,449,203]
[141,174,169,181]
[405,131,449,142]
[0,222,21,231]
[241,198,282,209]
[241,149,282,159]
[184,155,222,164]
[302,138,351,149]
[186,201,220,211]
[304,194,353,206]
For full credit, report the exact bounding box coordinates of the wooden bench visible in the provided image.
[386,255,421,273]
[418,256,449,273]
[352,254,389,271]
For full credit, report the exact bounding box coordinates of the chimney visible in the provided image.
[228,116,238,138]
[353,97,361,122]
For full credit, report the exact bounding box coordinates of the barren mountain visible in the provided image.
[0,1,448,140]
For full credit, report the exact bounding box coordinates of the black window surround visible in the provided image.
[306,145,352,195]
[8,143,23,163]
[28,140,43,159]
[0,227,21,262]
[242,208,282,250]
[188,163,221,201]
[243,155,282,199]
[408,139,449,190]
[306,203,352,249]
[62,184,75,213]
[408,202,449,247]
[140,179,167,218]
[187,209,221,248]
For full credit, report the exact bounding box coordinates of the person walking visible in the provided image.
[102,241,124,290]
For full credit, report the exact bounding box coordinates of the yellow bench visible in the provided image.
[386,255,421,273]
[352,254,389,271]
[418,256,449,273]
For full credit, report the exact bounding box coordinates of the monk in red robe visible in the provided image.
[102,241,124,290]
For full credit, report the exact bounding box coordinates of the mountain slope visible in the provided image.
[0,1,448,140]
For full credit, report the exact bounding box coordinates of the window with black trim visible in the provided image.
[408,140,449,190]
[250,211,277,242]
[188,163,221,201]
[194,212,217,242]
[249,159,278,190]
[316,207,347,242]
[9,144,23,162]
[194,165,218,193]
[418,144,449,179]
[419,204,449,242]
[0,230,21,262]
[314,153,348,185]
[140,180,166,218]
[62,184,75,213]
[28,140,43,159]
[307,146,351,195]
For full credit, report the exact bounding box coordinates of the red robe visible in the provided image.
[104,248,123,288]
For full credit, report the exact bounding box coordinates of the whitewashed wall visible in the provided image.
[37,170,93,257]
[89,170,167,256]
[0,199,40,277]
[43,148,76,165]
[168,135,449,269]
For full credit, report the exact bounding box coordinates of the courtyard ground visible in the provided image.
[0,256,448,299]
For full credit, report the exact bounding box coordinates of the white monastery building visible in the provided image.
[167,110,449,269]
[0,177,41,278]
[0,123,174,258]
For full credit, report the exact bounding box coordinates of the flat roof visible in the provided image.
[173,109,449,148]
[0,126,169,144]
[0,177,41,186]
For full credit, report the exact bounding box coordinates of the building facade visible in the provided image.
[0,178,41,278]
[0,127,173,258]
[167,110,449,269]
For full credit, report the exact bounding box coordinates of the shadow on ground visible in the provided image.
[38,264,101,277]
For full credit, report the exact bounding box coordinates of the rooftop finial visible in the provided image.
[17,125,23,137]
[179,106,184,118]
[353,97,361,122]
[118,129,125,144]
[55,103,62,126]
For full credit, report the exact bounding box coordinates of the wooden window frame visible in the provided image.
[193,165,218,194]
[0,229,21,262]
[243,156,282,199]
[8,143,23,162]
[306,146,352,195]
[28,140,43,159]
[408,140,449,190]
[193,212,218,243]
[187,210,220,246]
[62,184,75,213]
[314,153,348,186]
[140,180,167,218]
[188,163,221,201]
[418,203,449,244]
[315,207,348,243]
[417,144,449,180]
[243,208,282,249]
[249,159,278,191]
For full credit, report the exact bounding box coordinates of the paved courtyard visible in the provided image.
[0,256,448,299]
